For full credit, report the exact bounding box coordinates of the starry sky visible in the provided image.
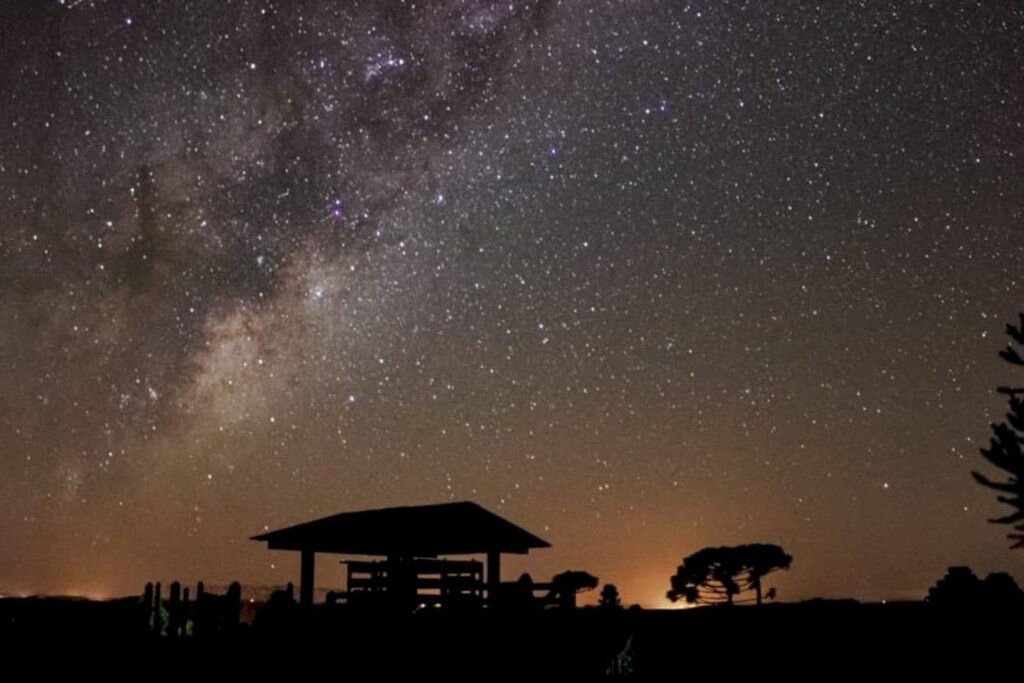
[1,0,1022,606]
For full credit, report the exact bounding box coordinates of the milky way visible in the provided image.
[1,1,1023,604]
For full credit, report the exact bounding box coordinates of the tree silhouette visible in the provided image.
[973,313,1024,548]
[743,543,793,605]
[598,583,622,610]
[550,570,598,609]
[927,566,1024,607]
[927,566,982,607]
[667,546,743,605]
[667,544,792,606]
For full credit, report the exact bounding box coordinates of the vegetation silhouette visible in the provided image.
[4,546,1024,676]
[667,543,792,606]
[598,583,622,610]
[927,566,1024,608]
[549,570,599,609]
[973,312,1024,548]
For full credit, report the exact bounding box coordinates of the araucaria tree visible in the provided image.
[743,543,794,605]
[973,313,1024,548]
[550,570,599,609]
[667,544,792,606]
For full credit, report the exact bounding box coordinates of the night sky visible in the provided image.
[2,1,1022,606]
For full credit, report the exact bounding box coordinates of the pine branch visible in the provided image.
[1008,314,1024,345]
[979,424,1024,473]
[999,346,1024,367]
[976,313,1024,550]
[990,508,1024,525]
[972,471,1020,493]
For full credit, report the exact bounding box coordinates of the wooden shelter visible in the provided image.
[252,501,550,607]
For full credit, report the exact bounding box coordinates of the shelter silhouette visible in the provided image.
[252,501,550,607]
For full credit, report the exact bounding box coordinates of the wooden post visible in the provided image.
[195,582,205,638]
[153,582,162,636]
[487,551,501,609]
[143,582,153,634]
[168,581,181,637]
[300,548,315,607]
